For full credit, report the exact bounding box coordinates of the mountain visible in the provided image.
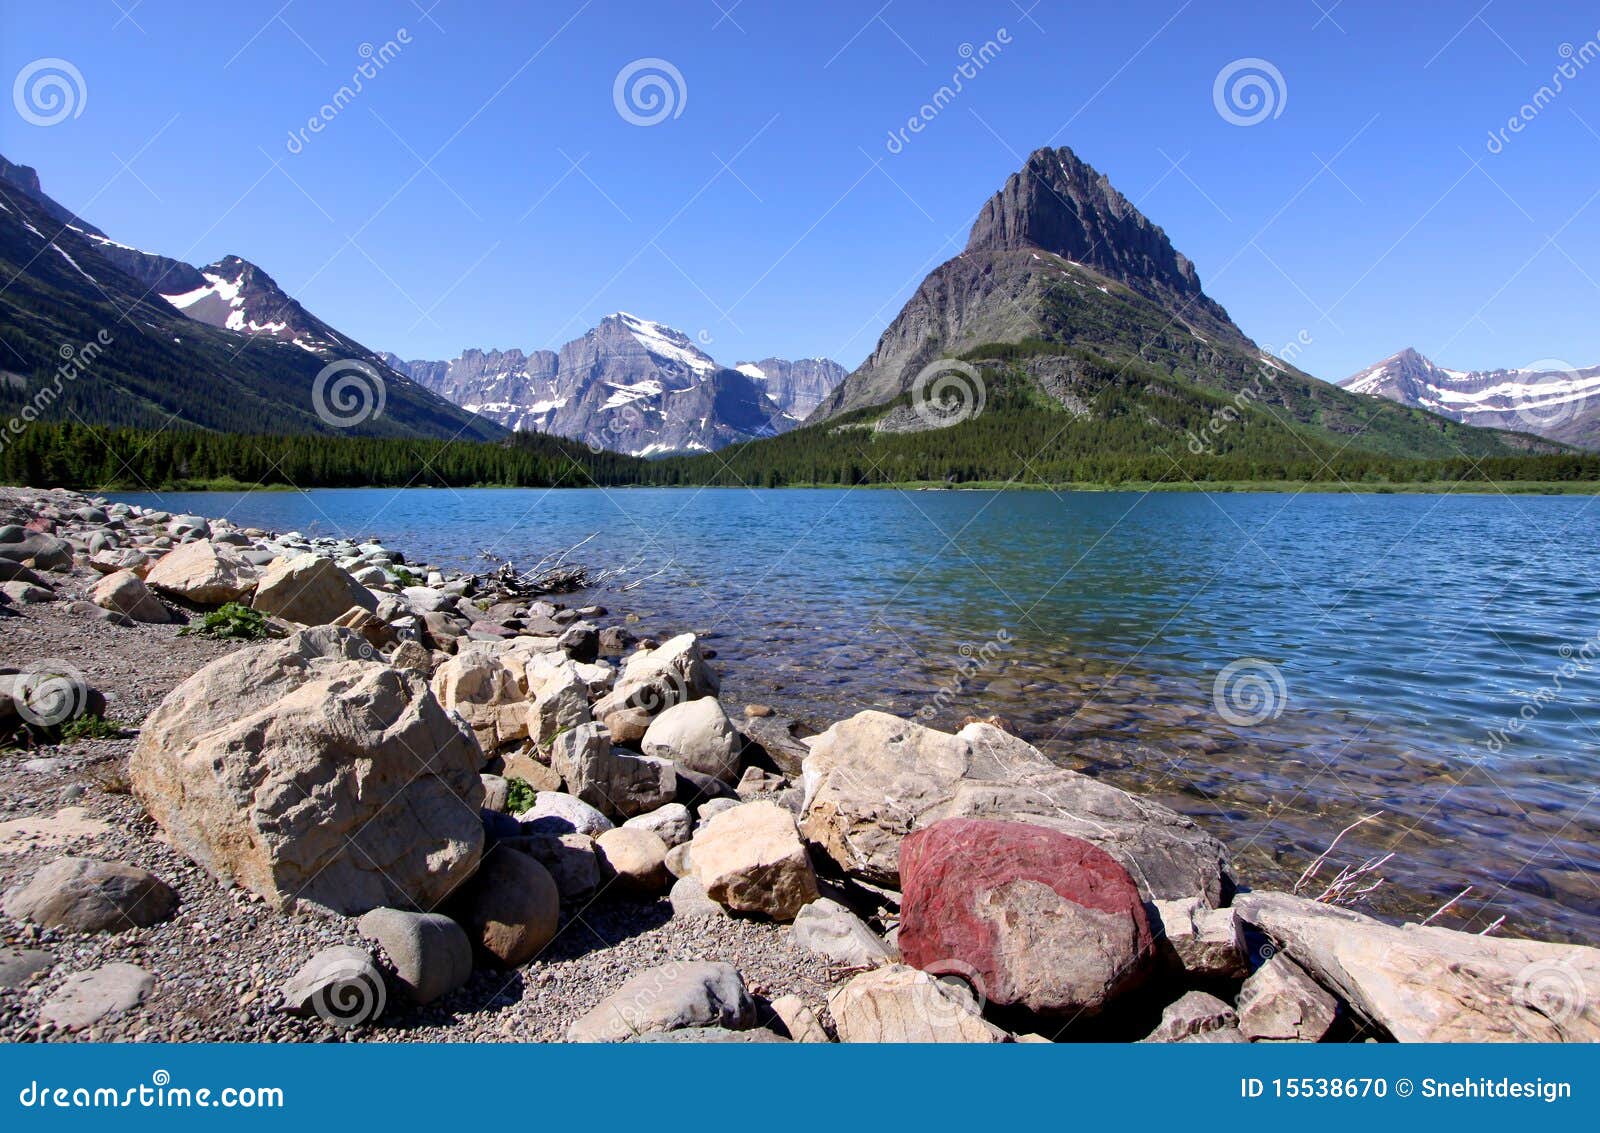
[733,357,847,420]
[0,155,504,442]
[805,145,1551,465]
[385,316,846,456]
[1340,348,1600,449]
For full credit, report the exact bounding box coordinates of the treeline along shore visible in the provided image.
[4,422,1600,492]
[0,485,1597,1043]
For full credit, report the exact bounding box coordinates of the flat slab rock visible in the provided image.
[566,960,755,1042]
[1236,891,1600,1042]
[40,964,154,1032]
[801,711,1228,904]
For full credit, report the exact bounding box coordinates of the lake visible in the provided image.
[112,486,1600,941]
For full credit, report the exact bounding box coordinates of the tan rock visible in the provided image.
[431,650,530,753]
[1236,891,1600,1042]
[251,554,377,626]
[143,540,257,604]
[691,800,819,921]
[89,569,170,623]
[130,627,484,916]
[769,993,830,1042]
[642,697,741,783]
[596,827,671,895]
[828,965,1008,1043]
[455,846,559,968]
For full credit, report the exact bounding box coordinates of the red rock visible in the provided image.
[899,817,1154,1016]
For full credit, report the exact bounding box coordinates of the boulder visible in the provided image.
[331,606,397,649]
[591,633,720,736]
[791,897,894,968]
[143,540,257,604]
[39,963,153,1032]
[0,946,53,990]
[280,945,387,1027]
[566,960,754,1042]
[769,993,830,1042]
[801,711,1227,903]
[623,802,693,847]
[551,724,676,821]
[518,791,613,838]
[525,662,591,747]
[1234,891,1600,1041]
[898,818,1154,1016]
[828,964,1009,1043]
[503,832,600,901]
[691,800,819,921]
[88,548,151,577]
[89,569,170,623]
[454,846,560,968]
[431,650,530,752]
[595,827,670,895]
[1236,953,1339,1042]
[668,875,728,919]
[251,553,377,626]
[357,908,473,1006]
[1141,990,1239,1043]
[3,857,177,933]
[1152,896,1249,980]
[0,531,73,571]
[641,697,742,783]
[0,580,51,605]
[129,627,484,916]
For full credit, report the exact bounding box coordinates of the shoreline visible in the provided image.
[2,485,1596,1044]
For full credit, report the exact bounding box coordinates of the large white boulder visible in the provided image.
[251,553,377,626]
[143,540,257,604]
[130,627,484,916]
[642,697,741,783]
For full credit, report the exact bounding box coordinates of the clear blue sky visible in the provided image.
[3,0,1598,381]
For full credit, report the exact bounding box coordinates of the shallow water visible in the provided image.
[115,487,1600,941]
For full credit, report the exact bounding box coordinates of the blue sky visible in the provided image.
[2,0,1598,381]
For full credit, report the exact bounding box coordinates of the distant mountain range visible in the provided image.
[792,145,1556,465]
[1339,348,1600,450]
[0,154,502,442]
[384,322,845,457]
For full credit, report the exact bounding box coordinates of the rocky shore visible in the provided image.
[0,485,1596,1044]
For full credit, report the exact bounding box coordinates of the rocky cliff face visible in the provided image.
[389,315,846,456]
[812,145,1243,421]
[1341,348,1600,449]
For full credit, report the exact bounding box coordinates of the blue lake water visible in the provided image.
[113,487,1600,940]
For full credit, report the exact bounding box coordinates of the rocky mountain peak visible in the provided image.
[965,145,1204,300]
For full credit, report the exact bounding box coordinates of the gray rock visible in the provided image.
[622,802,693,847]
[1141,990,1239,1043]
[626,1026,788,1043]
[1237,953,1339,1042]
[550,724,675,820]
[1152,897,1249,980]
[3,857,177,933]
[280,945,387,1027]
[669,876,728,919]
[566,960,755,1042]
[0,945,53,990]
[40,963,154,1031]
[791,898,893,968]
[357,909,472,1006]
[518,791,613,838]
[641,696,742,783]
[501,831,601,902]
